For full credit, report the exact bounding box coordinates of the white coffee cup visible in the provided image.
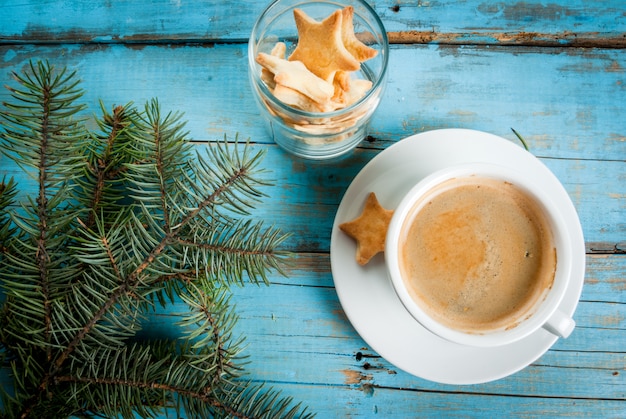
[385,163,575,347]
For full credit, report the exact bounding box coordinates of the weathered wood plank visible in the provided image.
[1,142,623,250]
[2,42,623,163]
[258,149,625,251]
[237,382,626,419]
[135,252,626,401]
[1,0,624,48]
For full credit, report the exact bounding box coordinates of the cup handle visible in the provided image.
[543,309,575,338]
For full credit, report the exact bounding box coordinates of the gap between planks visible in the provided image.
[388,31,626,49]
[2,31,625,49]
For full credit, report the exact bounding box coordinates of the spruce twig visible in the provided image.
[511,127,530,151]
[0,60,311,418]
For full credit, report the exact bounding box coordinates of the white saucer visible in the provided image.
[330,129,585,385]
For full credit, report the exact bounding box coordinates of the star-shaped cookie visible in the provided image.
[256,52,334,104]
[339,192,394,265]
[340,6,378,62]
[288,8,360,83]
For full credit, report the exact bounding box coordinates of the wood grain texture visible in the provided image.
[137,252,626,416]
[2,42,624,162]
[1,0,625,47]
[1,140,623,250]
[0,0,624,417]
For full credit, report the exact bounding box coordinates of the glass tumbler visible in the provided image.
[248,0,389,160]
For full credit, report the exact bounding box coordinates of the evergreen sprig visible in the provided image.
[0,60,311,418]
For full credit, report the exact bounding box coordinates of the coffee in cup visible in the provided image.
[386,163,575,347]
[398,175,556,334]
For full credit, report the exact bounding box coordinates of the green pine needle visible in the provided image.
[511,128,530,151]
[0,60,309,418]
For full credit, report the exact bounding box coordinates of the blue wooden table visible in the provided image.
[1,1,625,417]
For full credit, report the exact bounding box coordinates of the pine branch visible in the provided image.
[178,282,246,382]
[0,177,18,255]
[176,218,291,286]
[77,101,137,231]
[0,60,87,375]
[0,61,310,419]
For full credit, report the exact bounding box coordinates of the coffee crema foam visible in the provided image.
[399,176,557,333]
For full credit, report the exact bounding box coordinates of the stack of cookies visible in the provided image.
[255,6,379,136]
